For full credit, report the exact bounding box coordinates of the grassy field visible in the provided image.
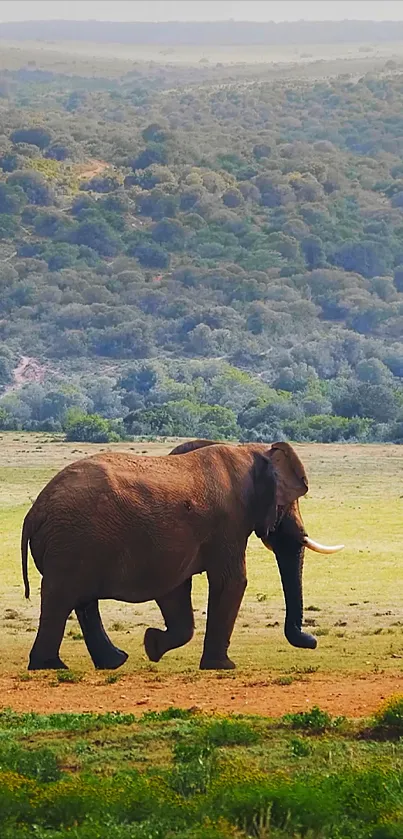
[0,699,402,838]
[0,433,401,679]
[0,435,402,837]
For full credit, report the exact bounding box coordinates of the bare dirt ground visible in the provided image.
[0,671,401,718]
[6,356,47,392]
[75,159,110,180]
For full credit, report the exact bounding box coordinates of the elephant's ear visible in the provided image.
[267,442,308,507]
[169,439,219,456]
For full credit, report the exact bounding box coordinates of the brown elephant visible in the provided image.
[21,440,343,671]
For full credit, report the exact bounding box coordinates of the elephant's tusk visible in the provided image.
[303,537,344,554]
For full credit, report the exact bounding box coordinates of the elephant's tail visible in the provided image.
[21,513,31,599]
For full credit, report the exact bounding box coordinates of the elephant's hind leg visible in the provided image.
[144,578,194,663]
[28,580,72,670]
[76,600,128,670]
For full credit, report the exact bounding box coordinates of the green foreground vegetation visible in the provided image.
[0,699,402,838]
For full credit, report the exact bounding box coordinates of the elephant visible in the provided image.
[21,439,343,672]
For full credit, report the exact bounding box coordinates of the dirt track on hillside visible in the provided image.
[1,672,401,718]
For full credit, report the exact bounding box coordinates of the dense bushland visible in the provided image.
[0,59,403,441]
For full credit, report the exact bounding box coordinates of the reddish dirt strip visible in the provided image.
[0,672,401,718]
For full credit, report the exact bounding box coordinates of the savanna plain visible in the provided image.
[0,25,403,835]
[0,434,402,838]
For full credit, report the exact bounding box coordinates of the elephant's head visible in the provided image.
[170,439,344,652]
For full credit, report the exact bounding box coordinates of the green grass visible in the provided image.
[0,433,402,674]
[0,702,402,838]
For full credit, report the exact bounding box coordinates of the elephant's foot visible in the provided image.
[75,600,128,670]
[144,627,164,662]
[93,648,128,670]
[199,654,236,671]
[28,655,68,671]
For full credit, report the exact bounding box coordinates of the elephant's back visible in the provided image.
[30,450,202,520]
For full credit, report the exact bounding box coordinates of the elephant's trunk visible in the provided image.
[275,546,317,650]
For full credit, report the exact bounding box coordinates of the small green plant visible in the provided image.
[273,675,294,686]
[0,741,61,782]
[105,672,121,684]
[202,717,260,747]
[171,740,217,797]
[141,707,197,722]
[282,706,345,733]
[55,669,83,684]
[289,665,319,675]
[290,736,311,757]
[372,695,403,736]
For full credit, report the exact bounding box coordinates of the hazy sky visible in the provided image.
[2,1,403,24]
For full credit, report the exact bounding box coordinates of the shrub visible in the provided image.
[282,706,344,733]
[0,741,61,782]
[202,717,260,747]
[371,696,403,737]
[64,410,124,443]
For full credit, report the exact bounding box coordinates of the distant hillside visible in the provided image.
[0,57,402,444]
[2,19,403,46]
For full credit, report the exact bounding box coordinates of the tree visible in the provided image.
[222,188,243,208]
[186,324,216,356]
[81,174,120,193]
[74,218,121,257]
[11,127,52,149]
[356,358,390,385]
[0,183,26,214]
[65,411,120,443]
[45,141,72,161]
[136,189,178,220]
[142,123,169,143]
[0,153,20,172]
[198,404,239,438]
[253,143,272,159]
[133,242,170,268]
[119,364,158,394]
[152,218,186,250]
[0,215,19,239]
[133,143,168,170]
[84,377,123,418]
[332,240,391,279]
[301,236,326,269]
[333,382,397,422]
[7,170,54,206]
[0,355,12,388]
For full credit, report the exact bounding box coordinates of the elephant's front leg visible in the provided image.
[200,557,247,670]
[75,600,128,670]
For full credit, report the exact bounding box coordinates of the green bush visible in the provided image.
[282,706,345,733]
[371,696,403,736]
[201,717,260,747]
[64,410,124,443]
[0,741,61,782]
